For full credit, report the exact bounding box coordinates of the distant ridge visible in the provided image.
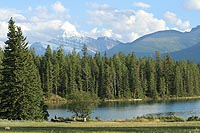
[30,25,200,62]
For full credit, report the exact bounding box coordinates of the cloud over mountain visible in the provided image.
[0,1,194,44]
[87,4,168,42]
[164,11,190,31]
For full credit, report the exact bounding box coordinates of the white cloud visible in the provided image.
[0,9,26,21]
[82,28,122,40]
[28,6,50,20]
[164,11,190,30]
[0,21,8,40]
[133,2,151,9]
[0,4,71,42]
[25,20,79,42]
[87,4,168,42]
[0,9,27,40]
[52,1,66,13]
[88,2,110,10]
[184,0,200,10]
[62,21,81,37]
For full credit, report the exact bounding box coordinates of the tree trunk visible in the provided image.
[83,117,87,122]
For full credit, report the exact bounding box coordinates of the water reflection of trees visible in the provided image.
[47,98,200,110]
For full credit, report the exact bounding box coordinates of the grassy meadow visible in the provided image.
[0,121,200,133]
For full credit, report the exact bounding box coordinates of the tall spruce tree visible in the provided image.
[0,18,44,120]
[174,63,183,97]
[57,47,67,97]
[52,51,59,95]
[146,57,158,99]
[81,44,92,92]
[0,49,3,81]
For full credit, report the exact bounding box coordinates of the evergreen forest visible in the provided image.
[33,45,200,100]
[1,38,200,102]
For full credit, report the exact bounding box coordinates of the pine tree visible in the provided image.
[56,47,67,96]
[121,64,130,98]
[174,63,183,97]
[155,51,163,96]
[66,49,78,96]
[75,53,83,92]
[146,58,158,99]
[186,61,195,96]
[40,45,53,98]
[0,18,44,120]
[91,54,100,96]
[159,77,166,98]
[113,54,122,98]
[81,44,92,92]
[0,49,3,81]
[102,56,114,99]
[52,51,59,95]
[180,60,187,96]
[163,54,175,96]
[139,57,148,96]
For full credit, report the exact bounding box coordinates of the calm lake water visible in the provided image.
[47,99,200,120]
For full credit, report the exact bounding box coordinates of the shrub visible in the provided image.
[159,115,184,122]
[133,115,184,122]
[95,116,101,121]
[134,115,158,122]
[187,116,200,121]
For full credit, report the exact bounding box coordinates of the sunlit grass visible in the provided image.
[0,121,200,133]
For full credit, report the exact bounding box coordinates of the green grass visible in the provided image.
[0,121,200,133]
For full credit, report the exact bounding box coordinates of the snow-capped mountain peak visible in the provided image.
[62,30,82,39]
[61,21,82,38]
[30,24,122,55]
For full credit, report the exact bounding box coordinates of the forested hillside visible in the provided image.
[9,44,199,100]
[1,42,200,101]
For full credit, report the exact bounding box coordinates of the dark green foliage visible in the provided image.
[0,18,44,120]
[187,116,200,121]
[41,45,53,98]
[36,44,200,100]
[68,91,99,120]
[0,49,3,82]
[135,115,185,122]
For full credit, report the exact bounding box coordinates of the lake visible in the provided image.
[47,99,200,120]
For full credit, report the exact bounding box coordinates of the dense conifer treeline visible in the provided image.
[31,44,200,100]
[0,41,200,102]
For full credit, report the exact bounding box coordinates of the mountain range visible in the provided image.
[29,25,200,62]
[30,32,122,56]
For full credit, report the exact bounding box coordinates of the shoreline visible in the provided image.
[45,95,200,104]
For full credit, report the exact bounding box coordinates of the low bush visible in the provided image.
[95,116,101,121]
[187,116,200,121]
[134,115,184,122]
[134,115,159,122]
[159,115,184,122]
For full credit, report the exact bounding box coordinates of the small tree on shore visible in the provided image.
[68,91,99,121]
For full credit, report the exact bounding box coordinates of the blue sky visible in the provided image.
[0,0,199,43]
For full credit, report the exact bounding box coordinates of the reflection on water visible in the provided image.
[47,99,200,120]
